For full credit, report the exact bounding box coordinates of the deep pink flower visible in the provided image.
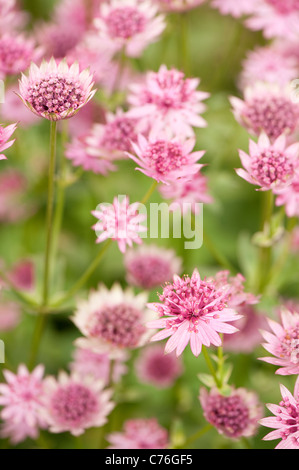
[0,123,17,161]
[0,34,42,78]
[259,309,299,375]
[155,0,206,12]
[230,83,299,141]
[135,345,183,388]
[44,371,114,436]
[107,418,169,449]
[127,65,209,138]
[236,133,299,191]
[128,134,205,184]
[211,0,258,17]
[0,365,47,444]
[72,284,154,358]
[260,376,299,449]
[92,196,147,253]
[147,269,241,357]
[94,0,166,58]
[273,173,299,217]
[18,58,96,121]
[199,386,263,439]
[124,244,182,290]
[7,260,35,292]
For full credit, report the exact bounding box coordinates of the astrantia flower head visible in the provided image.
[44,371,114,436]
[0,34,42,78]
[18,58,96,121]
[230,83,299,141]
[259,309,299,375]
[107,418,169,449]
[0,123,17,161]
[92,196,147,253]
[135,345,183,388]
[72,284,153,358]
[128,65,209,138]
[211,0,258,17]
[124,244,182,290]
[260,376,299,449]
[273,173,299,217]
[94,0,166,58]
[0,364,47,444]
[199,386,263,439]
[128,134,205,184]
[212,271,259,308]
[236,133,299,191]
[155,0,206,12]
[147,269,241,357]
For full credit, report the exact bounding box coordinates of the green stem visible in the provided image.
[175,424,212,449]
[179,12,190,75]
[203,229,237,274]
[202,345,221,389]
[257,190,274,294]
[28,313,47,370]
[140,180,158,205]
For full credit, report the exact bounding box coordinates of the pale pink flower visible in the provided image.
[94,0,166,58]
[67,100,106,138]
[0,85,39,127]
[0,364,47,444]
[127,65,209,138]
[230,83,299,141]
[0,34,42,78]
[72,284,154,359]
[211,0,258,17]
[0,0,27,34]
[236,133,299,191]
[54,0,103,30]
[124,244,182,290]
[36,21,85,60]
[155,0,206,12]
[273,173,299,217]
[135,345,183,388]
[0,169,35,222]
[92,196,147,253]
[107,418,169,449]
[260,376,299,449]
[159,171,213,214]
[0,299,21,331]
[259,309,299,375]
[0,123,17,161]
[18,58,96,121]
[211,271,259,308]
[147,269,241,357]
[128,134,205,184]
[239,45,298,90]
[70,347,128,385]
[246,0,299,40]
[44,371,114,436]
[199,386,263,439]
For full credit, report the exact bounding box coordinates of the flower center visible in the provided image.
[251,149,294,187]
[144,141,186,175]
[242,95,298,140]
[128,255,172,289]
[278,324,299,363]
[100,118,137,152]
[27,74,84,116]
[88,303,146,348]
[106,7,146,39]
[206,394,250,438]
[266,0,299,14]
[51,383,98,427]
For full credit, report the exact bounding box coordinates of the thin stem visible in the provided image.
[257,190,274,294]
[202,345,221,389]
[203,228,237,274]
[140,180,158,205]
[179,13,190,75]
[174,424,213,449]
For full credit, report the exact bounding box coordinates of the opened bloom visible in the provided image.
[18,58,96,121]
[44,371,114,436]
[147,269,241,357]
[260,376,299,449]
[273,173,299,217]
[259,309,299,375]
[107,418,169,449]
[92,196,147,253]
[236,133,299,191]
[0,123,17,161]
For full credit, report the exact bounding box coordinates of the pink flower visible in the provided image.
[0,299,21,331]
[260,376,299,449]
[18,58,96,121]
[155,0,206,12]
[246,0,299,40]
[7,260,35,292]
[0,123,17,161]
[211,271,259,308]
[94,0,166,58]
[107,418,169,449]
[273,173,299,217]
[70,347,128,385]
[0,34,42,78]
[159,171,213,214]
[44,371,114,436]
[0,169,35,222]
[135,345,183,388]
[127,65,209,138]
[0,0,27,34]
[0,365,47,444]
[211,0,258,17]
[147,269,241,357]
[259,309,299,375]
[36,21,84,60]
[92,196,147,253]
[124,244,182,290]
[230,83,299,141]
[0,85,39,127]
[236,133,299,191]
[199,386,263,439]
[72,284,154,358]
[128,134,205,184]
